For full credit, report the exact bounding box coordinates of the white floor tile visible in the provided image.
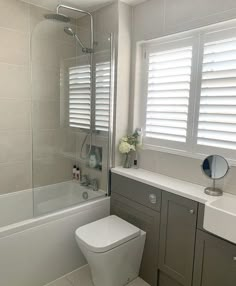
[45,277,72,286]
[66,265,94,286]
[45,265,150,286]
[128,277,150,286]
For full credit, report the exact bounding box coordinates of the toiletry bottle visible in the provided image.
[73,165,77,180]
[76,167,80,182]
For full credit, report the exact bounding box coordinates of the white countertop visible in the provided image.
[111,167,226,204]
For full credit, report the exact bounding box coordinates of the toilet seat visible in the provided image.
[75,215,141,253]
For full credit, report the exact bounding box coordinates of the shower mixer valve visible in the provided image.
[80,175,98,192]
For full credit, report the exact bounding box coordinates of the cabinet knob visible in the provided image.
[189,209,195,215]
[149,194,157,204]
[233,257,236,261]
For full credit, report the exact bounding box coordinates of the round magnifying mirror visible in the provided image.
[202,155,229,196]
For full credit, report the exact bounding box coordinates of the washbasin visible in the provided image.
[204,195,236,244]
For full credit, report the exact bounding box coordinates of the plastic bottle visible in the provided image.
[73,165,77,180]
[76,167,80,182]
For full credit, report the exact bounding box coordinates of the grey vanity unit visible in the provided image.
[110,173,236,286]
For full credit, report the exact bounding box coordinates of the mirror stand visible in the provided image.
[202,155,229,197]
[204,178,223,196]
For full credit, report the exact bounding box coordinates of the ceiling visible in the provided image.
[22,0,148,13]
[22,0,114,12]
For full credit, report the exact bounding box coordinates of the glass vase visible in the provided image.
[123,153,132,168]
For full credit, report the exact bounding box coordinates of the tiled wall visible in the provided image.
[0,0,31,194]
[130,0,236,195]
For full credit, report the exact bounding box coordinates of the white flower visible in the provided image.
[130,145,136,151]
[119,142,132,154]
[121,136,128,142]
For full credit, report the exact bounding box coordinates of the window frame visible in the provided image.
[141,34,199,154]
[139,19,236,161]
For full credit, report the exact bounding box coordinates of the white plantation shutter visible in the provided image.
[69,57,111,132]
[69,65,91,129]
[144,44,193,147]
[197,36,236,151]
[95,61,111,131]
[142,23,236,158]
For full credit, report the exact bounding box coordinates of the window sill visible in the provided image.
[142,143,236,166]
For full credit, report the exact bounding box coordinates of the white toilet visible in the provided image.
[75,215,146,286]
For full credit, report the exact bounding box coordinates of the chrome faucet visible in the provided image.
[89,179,98,192]
[80,175,90,186]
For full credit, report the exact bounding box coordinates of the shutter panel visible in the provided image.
[95,61,111,132]
[197,37,236,150]
[69,65,91,129]
[145,46,193,143]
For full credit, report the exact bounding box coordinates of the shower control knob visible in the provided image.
[149,194,157,204]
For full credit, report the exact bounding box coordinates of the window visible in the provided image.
[145,44,193,144]
[141,22,236,159]
[196,36,236,151]
[69,57,111,132]
[69,64,91,129]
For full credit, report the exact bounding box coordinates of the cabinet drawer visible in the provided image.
[111,173,161,212]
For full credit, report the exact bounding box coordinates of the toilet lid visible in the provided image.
[75,215,141,253]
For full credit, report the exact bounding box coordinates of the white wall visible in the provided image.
[114,1,133,166]
[129,0,236,195]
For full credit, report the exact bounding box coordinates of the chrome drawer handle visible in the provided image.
[149,194,157,204]
[189,209,195,215]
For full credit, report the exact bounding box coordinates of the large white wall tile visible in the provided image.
[133,0,165,41]
[0,63,30,99]
[0,28,29,65]
[0,0,29,33]
[0,99,31,130]
[0,131,31,164]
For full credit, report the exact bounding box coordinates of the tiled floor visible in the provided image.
[45,265,150,286]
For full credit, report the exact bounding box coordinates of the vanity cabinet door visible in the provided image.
[111,192,160,286]
[159,192,198,286]
[158,271,182,286]
[193,230,236,286]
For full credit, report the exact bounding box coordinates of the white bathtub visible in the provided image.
[0,185,110,286]
[0,181,106,227]
[34,181,106,216]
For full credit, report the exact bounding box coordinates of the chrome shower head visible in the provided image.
[64,27,75,37]
[44,13,70,23]
[64,27,93,53]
